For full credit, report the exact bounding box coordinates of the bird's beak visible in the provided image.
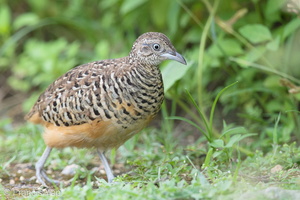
[161,51,187,65]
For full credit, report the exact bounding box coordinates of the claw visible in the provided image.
[36,166,47,187]
[41,170,60,185]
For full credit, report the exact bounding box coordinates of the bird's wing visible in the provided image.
[25,59,128,127]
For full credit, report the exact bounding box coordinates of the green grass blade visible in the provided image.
[272,113,281,160]
[186,155,209,186]
[197,0,220,106]
[273,112,281,145]
[185,90,211,139]
[209,81,239,133]
[229,57,300,84]
[168,116,210,141]
[202,147,214,169]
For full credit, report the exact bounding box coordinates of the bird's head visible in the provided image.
[129,32,187,66]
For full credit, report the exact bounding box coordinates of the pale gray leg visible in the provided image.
[97,149,115,183]
[35,146,60,186]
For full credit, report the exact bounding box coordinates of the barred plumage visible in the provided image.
[25,32,186,186]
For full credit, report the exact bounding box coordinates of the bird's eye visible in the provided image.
[152,43,160,51]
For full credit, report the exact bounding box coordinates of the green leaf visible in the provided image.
[210,139,224,148]
[225,133,256,148]
[167,2,180,35]
[208,38,243,57]
[265,0,285,15]
[220,127,247,139]
[121,0,147,15]
[7,77,30,91]
[283,18,300,40]
[212,150,223,158]
[239,24,272,44]
[95,40,110,59]
[237,46,266,67]
[0,5,11,36]
[225,134,241,148]
[265,0,285,23]
[266,36,280,51]
[150,0,169,28]
[13,13,40,30]
[161,60,192,92]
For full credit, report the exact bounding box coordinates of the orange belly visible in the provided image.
[41,117,150,151]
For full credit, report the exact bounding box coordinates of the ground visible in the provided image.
[1,123,300,199]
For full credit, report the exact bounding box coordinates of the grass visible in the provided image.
[1,72,300,199]
[1,109,300,199]
[1,0,300,199]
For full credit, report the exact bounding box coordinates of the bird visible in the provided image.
[25,32,187,186]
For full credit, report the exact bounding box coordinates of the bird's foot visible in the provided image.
[36,168,60,187]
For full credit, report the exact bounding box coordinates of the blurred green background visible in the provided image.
[1,0,300,198]
[1,0,300,151]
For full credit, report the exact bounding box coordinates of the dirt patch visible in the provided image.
[1,162,127,199]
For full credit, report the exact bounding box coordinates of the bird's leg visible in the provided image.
[97,149,115,183]
[35,146,60,186]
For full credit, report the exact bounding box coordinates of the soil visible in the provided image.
[1,162,127,199]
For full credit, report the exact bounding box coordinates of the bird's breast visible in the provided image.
[96,65,164,129]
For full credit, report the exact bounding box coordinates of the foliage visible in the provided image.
[1,0,300,199]
[9,39,80,92]
[1,123,300,199]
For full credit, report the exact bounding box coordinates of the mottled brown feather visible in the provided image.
[25,32,182,151]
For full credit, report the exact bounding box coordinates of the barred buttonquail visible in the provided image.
[25,32,187,186]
